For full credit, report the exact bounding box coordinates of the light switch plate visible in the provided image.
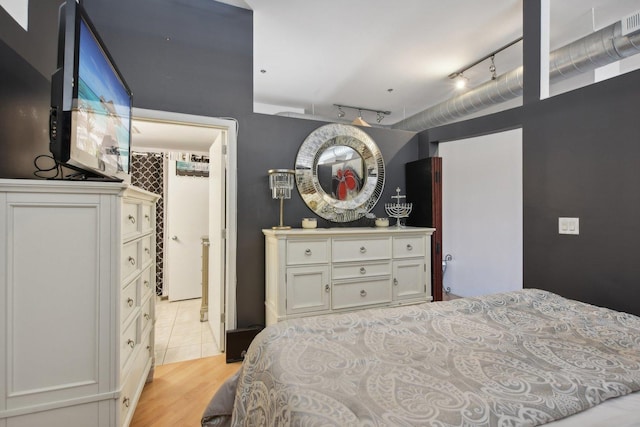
[559,217,579,235]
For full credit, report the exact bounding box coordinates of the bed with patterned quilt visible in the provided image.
[202,289,640,426]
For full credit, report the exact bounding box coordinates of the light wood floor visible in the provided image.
[130,354,241,427]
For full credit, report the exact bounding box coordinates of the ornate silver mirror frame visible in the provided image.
[295,123,385,222]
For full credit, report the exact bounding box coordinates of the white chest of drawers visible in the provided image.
[0,180,159,427]
[263,227,435,326]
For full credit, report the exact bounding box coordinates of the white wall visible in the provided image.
[439,128,523,297]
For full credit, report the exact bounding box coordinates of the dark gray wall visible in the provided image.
[0,0,418,327]
[523,70,640,316]
[415,0,640,316]
[0,1,61,179]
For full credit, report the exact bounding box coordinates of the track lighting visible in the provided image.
[454,73,468,90]
[489,55,497,80]
[333,104,391,126]
[448,36,522,88]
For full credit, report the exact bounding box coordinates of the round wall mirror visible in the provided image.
[295,124,385,222]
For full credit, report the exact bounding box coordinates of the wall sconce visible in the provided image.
[268,169,295,229]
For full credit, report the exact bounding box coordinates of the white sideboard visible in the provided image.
[263,227,435,326]
[0,179,159,427]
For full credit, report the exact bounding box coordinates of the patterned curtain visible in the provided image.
[131,152,165,295]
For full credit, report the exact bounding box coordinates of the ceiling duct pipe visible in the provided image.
[393,20,640,132]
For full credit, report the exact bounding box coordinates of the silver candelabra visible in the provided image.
[384,187,412,227]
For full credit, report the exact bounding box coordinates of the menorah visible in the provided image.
[384,187,412,227]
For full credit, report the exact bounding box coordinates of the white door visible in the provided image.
[166,159,209,301]
[208,134,226,350]
[439,128,523,297]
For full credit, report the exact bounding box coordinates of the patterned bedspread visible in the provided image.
[228,289,640,426]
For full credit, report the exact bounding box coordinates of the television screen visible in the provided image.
[50,1,132,181]
[71,18,131,176]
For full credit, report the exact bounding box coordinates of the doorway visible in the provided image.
[131,108,237,359]
[439,128,523,297]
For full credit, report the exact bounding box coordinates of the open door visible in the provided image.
[406,157,443,301]
[208,132,226,351]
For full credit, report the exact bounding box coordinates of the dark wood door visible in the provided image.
[405,157,443,301]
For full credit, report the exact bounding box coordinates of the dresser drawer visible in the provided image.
[121,319,138,370]
[140,295,153,334]
[332,237,391,262]
[120,333,152,426]
[121,240,140,281]
[287,239,329,265]
[393,235,426,258]
[332,261,391,280]
[141,203,153,233]
[141,235,153,266]
[140,265,154,301]
[121,280,137,324]
[332,277,391,310]
[122,202,139,238]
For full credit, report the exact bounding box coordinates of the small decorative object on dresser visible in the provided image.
[375,217,389,227]
[301,217,317,229]
[385,187,413,227]
[263,226,435,326]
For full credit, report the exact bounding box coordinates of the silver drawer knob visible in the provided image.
[325,284,330,292]
[127,298,134,307]
[128,256,136,265]
[360,267,366,274]
[123,397,130,408]
[128,215,136,224]
[145,247,150,254]
[127,339,135,348]
[305,248,312,256]
[406,244,413,251]
[144,313,151,320]
[360,290,367,297]
[360,246,367,253]
[144,280,150,288]
[393,278,398,286]
[145,214,150,221]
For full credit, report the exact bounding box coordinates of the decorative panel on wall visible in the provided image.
[131,152,165,295]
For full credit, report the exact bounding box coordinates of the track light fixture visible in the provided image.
[448,36,522,88]
[454,73,468,90]
[489,55,497,80]
[333,104,391,126]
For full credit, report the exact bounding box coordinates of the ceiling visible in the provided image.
[132,0,640,149]
[131,119,221,153]
[221,0,640,126]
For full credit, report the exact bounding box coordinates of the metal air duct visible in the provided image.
[393,20,640,132]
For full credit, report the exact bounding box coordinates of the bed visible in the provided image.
[202,289,640,426]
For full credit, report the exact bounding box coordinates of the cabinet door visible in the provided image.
[286,265,330,315]
[392,259,426,301]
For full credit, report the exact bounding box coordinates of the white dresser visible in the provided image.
[263,227,435,325]
[0,179,159,427]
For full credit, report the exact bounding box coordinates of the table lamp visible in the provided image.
[268,169,295,229]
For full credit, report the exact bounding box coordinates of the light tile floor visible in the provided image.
[154,297,221,365]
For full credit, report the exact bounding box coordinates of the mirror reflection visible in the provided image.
[317,145,364,201]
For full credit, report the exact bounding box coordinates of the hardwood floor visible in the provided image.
[131,354,241,427]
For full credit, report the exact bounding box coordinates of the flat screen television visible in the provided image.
[49,0,132,181]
